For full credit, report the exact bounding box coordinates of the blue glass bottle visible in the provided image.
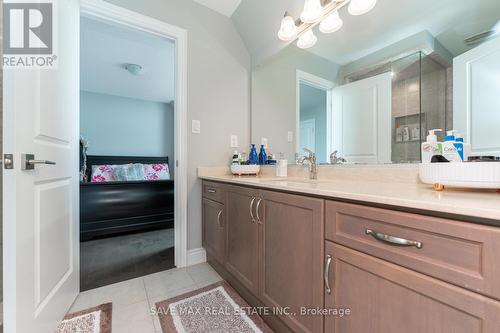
[258,145,267,165]
[249,144,258,165]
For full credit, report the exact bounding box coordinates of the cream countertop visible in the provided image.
[197,165,500,223]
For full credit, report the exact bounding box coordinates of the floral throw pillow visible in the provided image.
[91,165,118,182]
[143,163,170,180]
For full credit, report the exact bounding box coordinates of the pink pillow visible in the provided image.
[143,163,170,180]
[91,165,118,182]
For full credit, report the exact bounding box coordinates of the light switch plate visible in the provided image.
[287,131,294,142]
[261,137,268,148]
[192,120,201,134]
[230,135,238,148]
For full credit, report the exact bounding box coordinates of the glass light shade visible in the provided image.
[300,0,323,23]
[297,30,318,49]
[348,0,377,15]
[319,11,343,34]
[278,15,298,41]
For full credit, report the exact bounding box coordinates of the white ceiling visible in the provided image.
[193,0,242,17]
[232,0,500,66]
[81,16,175,103]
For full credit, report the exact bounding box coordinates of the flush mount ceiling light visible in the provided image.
[278,12,298,41]
[319,11,343,34]
[297,30,318,49]
[300,0,323,23]
[278,0,377,47]
[124,63,144,76]
[348,0,377,16]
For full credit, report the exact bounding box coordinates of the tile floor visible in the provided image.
[70,263,223,333]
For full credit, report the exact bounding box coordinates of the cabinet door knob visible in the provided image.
[207,188,216,193]
[325,254,332,294]
[249,197,256,223]
[255,198,263,224]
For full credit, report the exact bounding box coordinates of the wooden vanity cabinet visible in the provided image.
[324,242,500,333]
[202,198,225,265]
[225,185,260,295]
[202,181,226,266]
[258,190,324,333]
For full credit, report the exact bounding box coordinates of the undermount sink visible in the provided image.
[268,178,330,186]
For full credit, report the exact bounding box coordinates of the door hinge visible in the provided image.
[3,154,14,169]
[176,160,179,167]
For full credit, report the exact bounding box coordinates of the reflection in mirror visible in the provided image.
[250,0,500,165]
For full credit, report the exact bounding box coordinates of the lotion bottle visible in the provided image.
[421,129,442,163]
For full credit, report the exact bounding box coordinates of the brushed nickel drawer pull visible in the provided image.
[207,188,217,193]
[255,198,263,224]
[217,210,223,228]
[365,229,423,249]
[249,197,256,223]
[325,254,332,294]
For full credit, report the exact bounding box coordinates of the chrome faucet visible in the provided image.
[297,148,317,180]
[330,150,347,165]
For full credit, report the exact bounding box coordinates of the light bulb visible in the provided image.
[297,30,318,49]
[278,14,298,41]
[300,0,323,24]
[319,11,343,34]
[348,0,377,16]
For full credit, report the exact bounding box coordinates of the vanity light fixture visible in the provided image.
[319,11,343,34]
[300,0,324,24]
[278,12,298,41]
[297,30,318,49]
[348,0,377,16]
[278,0,377,48]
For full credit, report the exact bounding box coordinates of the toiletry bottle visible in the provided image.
[421,129,442,163]
[258,145,267,165]
[249,144,258,165]
[240,150,247,165]
[232,150,239,165]
[455,133,470,161]
[276,153,287,177]
[442,130,463,162]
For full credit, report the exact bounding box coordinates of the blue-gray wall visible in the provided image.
[80,91,174,172]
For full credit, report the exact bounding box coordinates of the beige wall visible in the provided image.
[104,0,251,250]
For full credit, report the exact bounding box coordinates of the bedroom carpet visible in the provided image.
[80,228,175,291]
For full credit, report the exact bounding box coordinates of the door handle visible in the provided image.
[249,197,256,223]
[365,229,423,249]
[325,254,332,294]
[255,198,263,224]
[217,209,223,229]
[22,153,56,170]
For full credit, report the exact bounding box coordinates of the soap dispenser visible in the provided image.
[421,129,442,163]
[442,130,463,162]
[455,133,470,161]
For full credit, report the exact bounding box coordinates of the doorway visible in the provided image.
[79,1,188,290]
[296,70,334,164]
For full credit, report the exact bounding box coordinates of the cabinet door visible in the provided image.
[202,198,225,265]
[324,242,500,333]
[225,186,260,294]
[259,190,324,333]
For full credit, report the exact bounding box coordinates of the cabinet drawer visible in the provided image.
[202,181,225,203]
[326,201,500,300]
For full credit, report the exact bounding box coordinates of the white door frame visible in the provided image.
[296,70,335,158]
[80,0,189,267]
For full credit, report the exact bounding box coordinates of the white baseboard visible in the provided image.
[186,247,207,266]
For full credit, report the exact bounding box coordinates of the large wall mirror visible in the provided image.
[251,0,500,165]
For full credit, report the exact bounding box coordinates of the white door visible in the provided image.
[454,36,500,156]
[3,1,80,332]
[300,119,316,152]
[331,72,392,164]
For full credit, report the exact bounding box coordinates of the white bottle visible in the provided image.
[442,130,463,162]
[455,133,470,162]
[421,129,442,163]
